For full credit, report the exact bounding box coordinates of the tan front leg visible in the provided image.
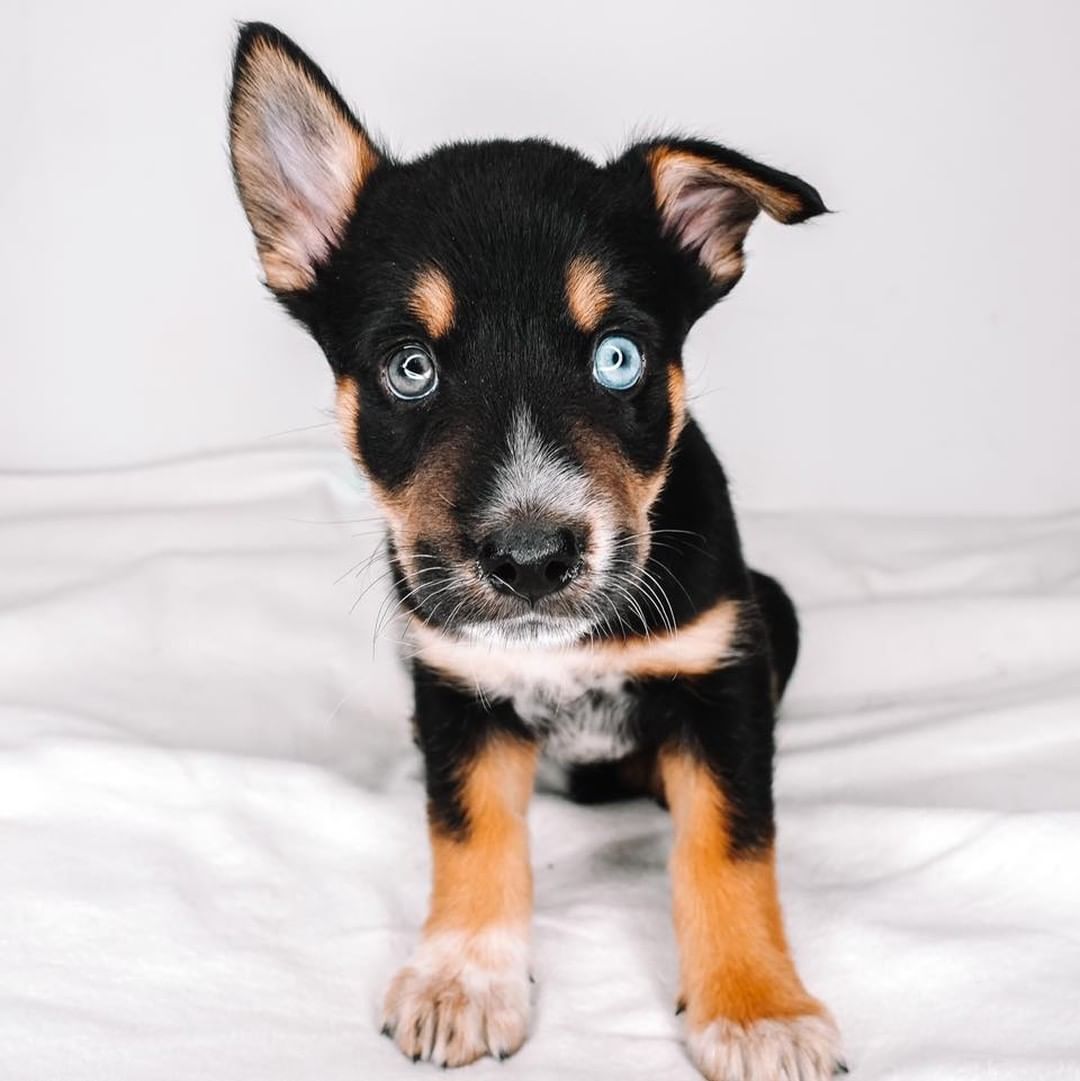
[382,736,538,1068]
[660,748,844,1081]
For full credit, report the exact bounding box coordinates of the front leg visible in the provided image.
[657,664,844,1081]
[382,667,538,1068]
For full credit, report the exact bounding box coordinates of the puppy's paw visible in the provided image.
[381,928,530,1068]
[686,1012,844,1081]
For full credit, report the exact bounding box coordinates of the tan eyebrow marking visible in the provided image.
[408,265,456,339]
[565,256,613,334]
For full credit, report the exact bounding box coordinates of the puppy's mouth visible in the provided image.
[459,614,596,649]
[392,520,645,647]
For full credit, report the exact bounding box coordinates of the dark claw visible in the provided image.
[675,998,686,1016]
[412,1053,422,1063]
[835,1062,850,1075]
[380,1024,392,1038]
[498,1051,511,1061]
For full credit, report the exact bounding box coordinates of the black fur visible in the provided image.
[750,568,801,699]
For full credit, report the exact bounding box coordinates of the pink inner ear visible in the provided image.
[654,157,759,283]
[231,40,378,292]
[259,101,360,270]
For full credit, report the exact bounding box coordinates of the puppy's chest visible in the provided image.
[503,670,640,765]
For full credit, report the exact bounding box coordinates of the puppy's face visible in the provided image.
[229,24,824,647]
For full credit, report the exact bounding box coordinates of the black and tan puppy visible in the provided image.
[228,23,841,1080]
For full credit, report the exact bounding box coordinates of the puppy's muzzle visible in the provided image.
[477,523,583,604]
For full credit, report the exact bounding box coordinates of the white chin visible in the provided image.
[459,615,592,648]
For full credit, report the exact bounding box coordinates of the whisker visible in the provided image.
[350,567,396,614]
[623,566,673,634]
[260,419,336,440]
[646,554,694,609]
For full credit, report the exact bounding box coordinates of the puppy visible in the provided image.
[228,23,841,1081]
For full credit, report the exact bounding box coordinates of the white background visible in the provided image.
[2,0,1077,515]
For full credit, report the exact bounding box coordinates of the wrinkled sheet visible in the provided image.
[1,434,1078,1080]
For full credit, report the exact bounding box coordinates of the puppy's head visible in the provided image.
[229,23,825,647]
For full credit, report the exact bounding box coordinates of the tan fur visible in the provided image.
[571,361,688,563]
[659,749,823,1028]
[667,363,688,442]
[565,256,613,333]
[334,376,361,461]
[334,376,462,575]
[409,265,457,339]
[591,597,741,677]
[648,146,804,224]
[647,147,804,285]
[374,458,464,580]
[230,36,379,291]
[426,737,539,935]
[411,596,742,687]
[571,423,652,556]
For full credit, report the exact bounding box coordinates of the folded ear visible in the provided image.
[614,138,826,312]
[228,23,382,293]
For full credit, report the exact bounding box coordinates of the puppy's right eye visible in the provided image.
[593,335,644,391]
[385,344,438,400]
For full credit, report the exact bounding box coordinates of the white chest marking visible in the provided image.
[507,669,638,765]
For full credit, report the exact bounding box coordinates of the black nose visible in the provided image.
[478,525,582,603]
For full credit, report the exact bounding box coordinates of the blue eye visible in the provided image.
[592,335,644,391]
[385,344,438,400]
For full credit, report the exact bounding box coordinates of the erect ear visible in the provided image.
[614,138,827,309]
[228,23,382,293]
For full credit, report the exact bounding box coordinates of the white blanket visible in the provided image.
[2,434,1078,1080]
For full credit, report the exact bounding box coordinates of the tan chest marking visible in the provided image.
[412,599,740,688]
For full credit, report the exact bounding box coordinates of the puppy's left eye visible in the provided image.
[592,335,644,391]
[385,344,438,400]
